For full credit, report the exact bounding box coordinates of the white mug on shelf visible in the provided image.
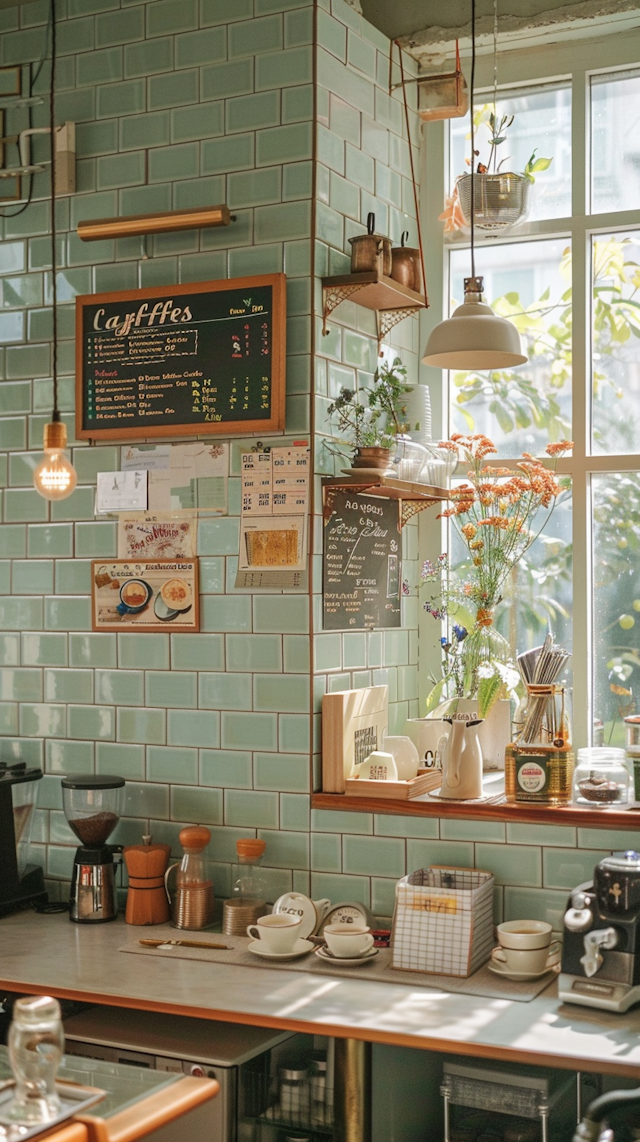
[383,735,420,781]
[353,751,398,781]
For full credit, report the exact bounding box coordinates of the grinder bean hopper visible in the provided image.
[62,774,124,923]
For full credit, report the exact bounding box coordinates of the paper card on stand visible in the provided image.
[96,470,148,514]
[117,513,197,559]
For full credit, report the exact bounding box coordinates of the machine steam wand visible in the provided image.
[572,1088,640,1142]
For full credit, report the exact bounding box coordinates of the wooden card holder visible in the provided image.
[344,768,442,801]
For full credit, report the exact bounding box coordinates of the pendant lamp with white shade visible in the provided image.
[422,0,526,371]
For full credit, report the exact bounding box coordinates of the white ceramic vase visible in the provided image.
[442,698,512,771]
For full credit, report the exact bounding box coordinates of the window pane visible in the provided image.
[591,232,640,455]
[449,240,572,457]
[591,70,640,215]
[449,84,571,222]
[593,472,640,747]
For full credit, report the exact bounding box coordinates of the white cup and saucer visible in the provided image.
[247,914,314,960]
[315,924,378,966]
[488,920,561,980]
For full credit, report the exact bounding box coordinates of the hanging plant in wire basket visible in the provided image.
[452,106,553,232]
[439,0,553,235]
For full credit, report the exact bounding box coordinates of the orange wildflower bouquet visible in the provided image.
[438,433,572,617]
[422,433,572,714]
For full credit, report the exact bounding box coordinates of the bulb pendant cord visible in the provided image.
[49,0,58,423]
[470,0,476,281]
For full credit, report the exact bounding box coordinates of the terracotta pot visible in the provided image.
[352,446,393,470]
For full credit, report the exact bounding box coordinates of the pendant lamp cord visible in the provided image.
[492,0,499,117]
[49,0,59,423]
[470,0,476,280]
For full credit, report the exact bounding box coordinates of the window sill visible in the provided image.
[311,791,640,830]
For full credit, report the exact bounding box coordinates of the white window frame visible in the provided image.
[418,25,640,749]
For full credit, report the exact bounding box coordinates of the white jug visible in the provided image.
[438,717,484,799]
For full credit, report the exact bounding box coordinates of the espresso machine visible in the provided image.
[0,762,45,915]
[61,775,125,923]
[559,850,640,1011]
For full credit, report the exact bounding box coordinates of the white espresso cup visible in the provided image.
[324,924,374,959]
[493,920,559,973]
[497,920,554,950]
[247,913,302,953]
[491,942,560,974]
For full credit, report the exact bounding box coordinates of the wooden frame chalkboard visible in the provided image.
[75,274,286,441]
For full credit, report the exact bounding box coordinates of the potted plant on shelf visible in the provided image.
[441,106,553,233]
[326,358,410,471]
[420,432,572,767]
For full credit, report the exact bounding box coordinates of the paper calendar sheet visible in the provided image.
[236,445,309,588]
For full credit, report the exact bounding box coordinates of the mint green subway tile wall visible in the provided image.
[312,1,421,764]
[0,0,319,899]
[0,0,623,915]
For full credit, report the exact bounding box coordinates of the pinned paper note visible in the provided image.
[96,470,148,514]
[121,442,228,514]
[236,445,309,589]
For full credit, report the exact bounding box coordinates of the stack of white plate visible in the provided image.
[402,384,432,444]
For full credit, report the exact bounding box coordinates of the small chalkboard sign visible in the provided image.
[323,490,402,630]
[75,274,286,440]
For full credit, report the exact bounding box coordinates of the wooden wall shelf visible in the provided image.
[321,272,426,353]
[311,791,640,831]
[322,475,448,526]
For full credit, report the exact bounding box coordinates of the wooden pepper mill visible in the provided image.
[123,834,171,925]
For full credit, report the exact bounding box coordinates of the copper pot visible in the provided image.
[391,231,422,293]
[349,213,392,276]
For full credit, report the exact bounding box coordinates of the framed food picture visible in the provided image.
[91,560,199,632]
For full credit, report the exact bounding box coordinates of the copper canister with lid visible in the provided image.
[391,230,422,293]
[348,212,392,276]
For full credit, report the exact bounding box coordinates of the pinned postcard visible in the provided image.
[96,470,148,514]
[117,513,197,560]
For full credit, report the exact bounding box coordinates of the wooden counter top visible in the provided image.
[2,911,640,1079]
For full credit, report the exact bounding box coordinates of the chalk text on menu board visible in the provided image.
[323,491,401,630]
[75,275,286,440]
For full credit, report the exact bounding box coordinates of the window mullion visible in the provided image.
[571,66,591,748]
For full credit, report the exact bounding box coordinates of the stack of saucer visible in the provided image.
[222,896,267,935]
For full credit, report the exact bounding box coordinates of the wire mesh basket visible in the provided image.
[457,173,530,231]
[242,1054,334,1135]
[392,866,494,977]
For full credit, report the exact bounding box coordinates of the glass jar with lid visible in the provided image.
[505,684,574,803]
[572,747,631,807]
[222,838,268,935]
[6,996,64,1123]
[278,1062,311,1125]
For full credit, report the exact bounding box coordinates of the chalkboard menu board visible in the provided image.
[323,490,402,630]
[75,274,286,440]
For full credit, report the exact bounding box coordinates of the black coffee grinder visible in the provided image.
[62,775,125,923]
[559,850,640,1012]
[0,762,46,915]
